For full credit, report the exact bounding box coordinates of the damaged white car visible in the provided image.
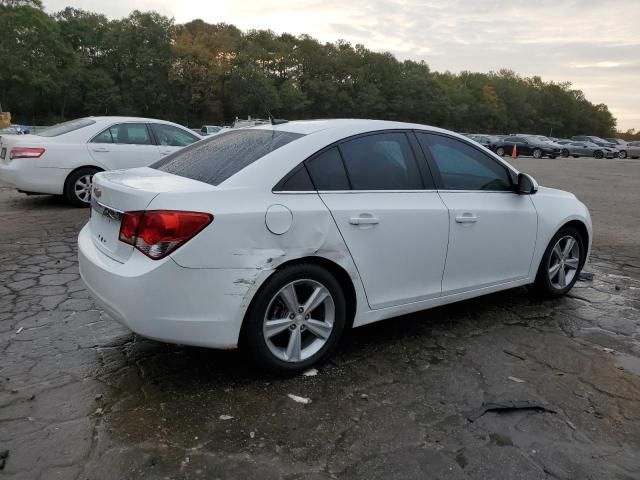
[78,119,592,373]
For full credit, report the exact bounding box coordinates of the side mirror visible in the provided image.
[517,173,538,195]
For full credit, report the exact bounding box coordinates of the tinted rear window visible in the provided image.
[152,129,304,186]
[36,118,96,137]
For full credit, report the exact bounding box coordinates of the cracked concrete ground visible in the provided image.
[1,156,639,479]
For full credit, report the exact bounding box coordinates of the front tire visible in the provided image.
[64,167,100,207]
[496,147,505,156]
[594,150,604,159]
[561,149,570,158]
[534,227,585,296]
[241,263,347,374]
[618,150,627,159]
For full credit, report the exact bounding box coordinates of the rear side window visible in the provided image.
[153,129,304,186]
[36,118,96,137]
[339,133,423,190]
[93,123,152,145]
[278,166,314,191]
[306,147,350,190]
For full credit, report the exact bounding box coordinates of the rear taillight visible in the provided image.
[9,147,46,160]
[119,210,213,260]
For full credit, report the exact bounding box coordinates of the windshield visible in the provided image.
[36,118,96,137]
[152,129,305,186]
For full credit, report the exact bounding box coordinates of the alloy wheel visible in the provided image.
[74,174,93,204]
[533,148,542,159]
[263,279,335,363]
[547,235,580,289]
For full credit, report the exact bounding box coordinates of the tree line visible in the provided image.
[0,0,619,137]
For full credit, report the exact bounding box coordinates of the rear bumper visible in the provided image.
[0,160,69,195]
[78,224,260,349]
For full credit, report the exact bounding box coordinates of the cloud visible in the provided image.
[43,0,640,129]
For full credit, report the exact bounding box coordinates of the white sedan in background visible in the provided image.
[0,117,201,206]
[78,119,592,374]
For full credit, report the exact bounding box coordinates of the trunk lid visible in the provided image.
[90,167,215,263]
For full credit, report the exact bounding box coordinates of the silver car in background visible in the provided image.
[561,141,618,159]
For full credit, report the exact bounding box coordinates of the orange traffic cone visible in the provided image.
[511,143,518,158]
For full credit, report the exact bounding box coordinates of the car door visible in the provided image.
[150,123,200,157]
[87,123,160,170]
[504,137,528,156]
[416,132,538,295]
[308,132,449,310]
[514,138,531,156]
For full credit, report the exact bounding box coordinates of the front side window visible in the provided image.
[417,133,512,191]
[338,133,423,190]
[151,124,199,147]
[153,129,304,186]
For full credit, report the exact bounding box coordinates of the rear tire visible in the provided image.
[533,227,585,296]
[561,149,569,157]
[496,147,505,156]
[618,150,627,159]
[64,167,100,207]
[241,263,347,375]
[533,148,543,159]
[594,150,604,159]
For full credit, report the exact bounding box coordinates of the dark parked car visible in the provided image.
[493,136,559,158]
[468,134,501,150]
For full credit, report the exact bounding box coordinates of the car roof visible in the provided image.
[87,116,181,123]
[251,118,455,137]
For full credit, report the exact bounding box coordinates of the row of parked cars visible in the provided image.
[464,133,640,160]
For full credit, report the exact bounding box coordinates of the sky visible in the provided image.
[44,0,640,131]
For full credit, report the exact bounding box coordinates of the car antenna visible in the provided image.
[267,109,289,126]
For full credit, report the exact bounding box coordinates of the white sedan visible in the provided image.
[0,116,201,206]
[78,119,592,374]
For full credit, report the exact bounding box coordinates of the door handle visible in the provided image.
[92,147,109,153]
[349,216,379,225]
[455,213,478,223]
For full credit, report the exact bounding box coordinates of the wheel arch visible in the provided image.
[560,219,590,269]
[63,165,104,190]
[240,255,358,341]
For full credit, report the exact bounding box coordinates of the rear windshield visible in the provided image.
[152,129,304,186]
[36,118,96,137]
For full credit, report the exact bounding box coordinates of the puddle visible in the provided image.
[614,353,640,376]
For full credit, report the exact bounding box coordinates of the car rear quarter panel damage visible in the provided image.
[147,188,368,340]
